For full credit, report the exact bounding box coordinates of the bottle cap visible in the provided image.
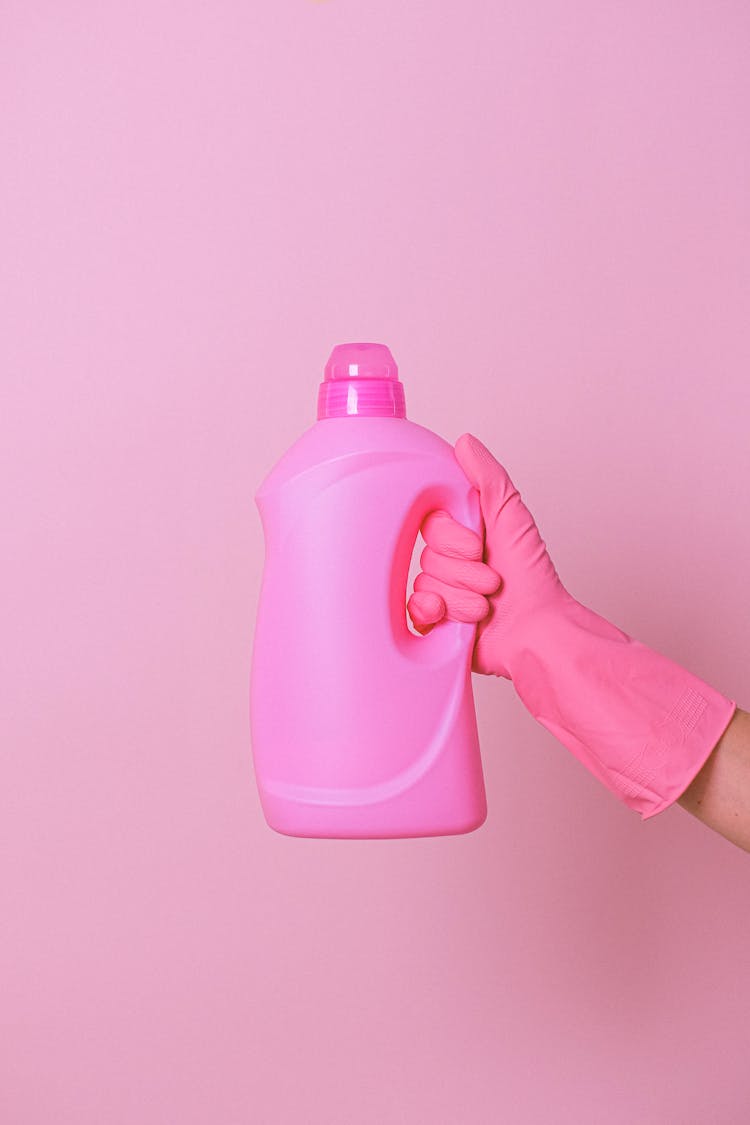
[317,343,407,419]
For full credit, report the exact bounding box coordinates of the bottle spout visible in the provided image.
[317,342,407,420]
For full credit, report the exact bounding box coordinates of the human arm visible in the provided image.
[678,708,750,852]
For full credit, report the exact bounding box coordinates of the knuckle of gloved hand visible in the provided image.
[413,590,442,617]
[419,544,436,574]
[423,512,482,561]
[406,597,429,626]
[460,530,484,561]
[444,528,483,561]
[420,549,494,595]
[444,557,495,594]
[413,571,442,596]
[478,563,503,593]
[419,544,452,576]
[421,510,453,542]
[420,544,457,577]
[414,573,488,622]
[453,559,485,590]
[452,590,490,622]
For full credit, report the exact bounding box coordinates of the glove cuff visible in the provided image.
[508,595,737,819]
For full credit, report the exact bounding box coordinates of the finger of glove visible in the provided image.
[419,544,502,595]
[413,572,490,623]
[421,509,484,561]
[406,590,445,635]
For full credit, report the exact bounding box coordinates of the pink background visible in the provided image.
[2,2,749,1122]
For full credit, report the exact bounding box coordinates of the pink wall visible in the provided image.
[2,2,749,1122]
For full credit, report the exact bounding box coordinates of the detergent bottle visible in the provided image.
[250,342,487,838]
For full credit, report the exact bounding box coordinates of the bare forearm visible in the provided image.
[678,708,750,852]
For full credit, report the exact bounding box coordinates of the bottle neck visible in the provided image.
[317,377,406,419]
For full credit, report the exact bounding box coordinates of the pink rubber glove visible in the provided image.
[408,433,738,819]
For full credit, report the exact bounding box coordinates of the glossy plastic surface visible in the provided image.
[250,416,487,838]
[317,342,406,419]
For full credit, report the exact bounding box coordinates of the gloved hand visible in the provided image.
[408,433,737,819]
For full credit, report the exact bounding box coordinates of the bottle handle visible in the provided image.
[391,459,483,668]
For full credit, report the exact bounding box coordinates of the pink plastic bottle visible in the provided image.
[250,343,487,838]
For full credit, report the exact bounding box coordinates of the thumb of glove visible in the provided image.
[454,432,568,677]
